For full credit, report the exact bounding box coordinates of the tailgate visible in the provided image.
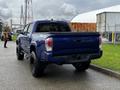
[50,32,100,56]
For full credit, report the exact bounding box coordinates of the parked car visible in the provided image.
[16,20,102,78]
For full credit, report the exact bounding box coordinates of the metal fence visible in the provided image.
[97,24,120,44]
[102,32,120,44]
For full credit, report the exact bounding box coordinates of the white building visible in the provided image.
[71,5,120,43]
[71,5,120,23]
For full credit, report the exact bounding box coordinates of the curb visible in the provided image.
[90,64,120,80]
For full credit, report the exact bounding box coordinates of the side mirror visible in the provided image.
[20,31,29,35]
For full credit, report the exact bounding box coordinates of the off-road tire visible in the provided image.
[30,51,47,78]
[72,61,91,71]
[16,45,24,60]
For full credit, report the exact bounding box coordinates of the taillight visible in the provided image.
[45,38,53,51]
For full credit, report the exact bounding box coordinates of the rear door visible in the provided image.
[20,23,33,53]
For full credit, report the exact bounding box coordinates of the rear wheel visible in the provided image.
[30,51,47,78]
[16,45,24,60]
[72,61,91,71]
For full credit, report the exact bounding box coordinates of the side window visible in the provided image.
[27,23,33,33]
[24,24,29,32]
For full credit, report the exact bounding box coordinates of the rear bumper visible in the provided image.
[90,50,103,59]
[41,50,103,64]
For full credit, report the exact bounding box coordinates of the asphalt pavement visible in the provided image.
[0,41,120,90]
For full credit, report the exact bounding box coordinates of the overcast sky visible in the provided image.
[0,0,120,24]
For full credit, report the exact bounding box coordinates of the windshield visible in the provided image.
[36,22,70,32]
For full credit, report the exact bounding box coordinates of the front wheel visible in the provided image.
[72,61,91,71]
[16,46,24,60]
[30,51,47,78]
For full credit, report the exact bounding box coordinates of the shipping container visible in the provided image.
[70,23,96,32]
[97,12,120,32]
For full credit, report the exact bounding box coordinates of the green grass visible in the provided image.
[92,44,120,72]
[12,34,17,41]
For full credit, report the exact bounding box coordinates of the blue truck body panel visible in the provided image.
[17,20,102,64]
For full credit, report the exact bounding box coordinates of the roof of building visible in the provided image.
[71,5,120,23]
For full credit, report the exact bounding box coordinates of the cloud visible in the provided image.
[0,0,12,20]
[60,3,78,16]
[1,0,120,23]
[0,8,12,19]
[33,0,64,19]
[32,0,120,25]
[0,0,8,8]
[33,0,78,21]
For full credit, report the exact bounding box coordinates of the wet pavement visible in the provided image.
[0,41,120,90]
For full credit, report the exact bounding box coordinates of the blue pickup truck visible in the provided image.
[16,20,102,77]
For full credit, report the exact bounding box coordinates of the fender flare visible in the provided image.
[30,41,37,53]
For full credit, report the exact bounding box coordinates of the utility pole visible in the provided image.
[10,19,13,31]
[24,0,27,26]
[20,5,24,28]
[24,0,33,26]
